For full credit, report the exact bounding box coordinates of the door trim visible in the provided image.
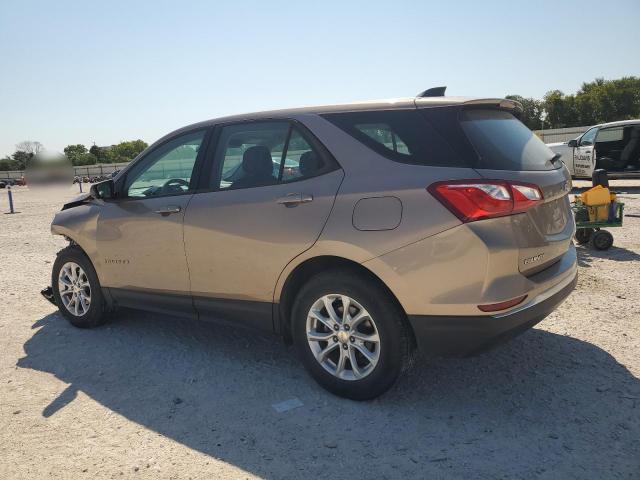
[106,287,274,332]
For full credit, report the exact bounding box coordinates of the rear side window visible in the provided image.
[322,110,468,167]
[211,121,336,190]
[596,127,623,143]
[460,109,556,171]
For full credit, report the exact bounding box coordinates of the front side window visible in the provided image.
[212,121,329,189]
[124,130,205,198]
[579,127,598,146]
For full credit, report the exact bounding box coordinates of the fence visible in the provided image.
[534,126,590,144]
[0,162,131,182]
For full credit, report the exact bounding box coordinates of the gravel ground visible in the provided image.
[1,181,639,479]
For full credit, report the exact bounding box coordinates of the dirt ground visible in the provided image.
[1,181,639,479]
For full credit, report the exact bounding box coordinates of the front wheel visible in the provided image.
[52,246,109,328]
[292,270,412,400]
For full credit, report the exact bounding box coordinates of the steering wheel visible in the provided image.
[161,178,190,194]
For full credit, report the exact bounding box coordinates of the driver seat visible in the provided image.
[620,127,640,168]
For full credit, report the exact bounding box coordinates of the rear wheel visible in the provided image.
[292,270,411,400]
[591,230,614,250]
[52,246,109,328]
[575,228,593,245]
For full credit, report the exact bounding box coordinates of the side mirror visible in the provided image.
[567,139,578,148]
[90,179,115,200]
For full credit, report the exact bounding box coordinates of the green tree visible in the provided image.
[89,144,109,163]
[0,155,20,171]
[110,139,148,161]
[542,90,575,128]
[505,94,543,129]
[11,150,32,170]
[72,153,97,166]
[63,144,88,164]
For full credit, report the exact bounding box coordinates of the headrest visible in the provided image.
[299,151,323,177]
[630,127,640,139]
[242,146,273,176]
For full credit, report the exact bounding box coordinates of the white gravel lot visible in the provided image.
[0,181,639,479]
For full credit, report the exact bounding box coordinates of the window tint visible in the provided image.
[596,127,623,143]
[125,130,204,198]
[460,109,556,171]
[322,110,467,167]
[356,123,410,155]
[212,122,329,189]
[281,128,325,182]
[579,127,598,146]
[213,122,288,190]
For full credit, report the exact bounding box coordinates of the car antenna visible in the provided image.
[416,86,447,97]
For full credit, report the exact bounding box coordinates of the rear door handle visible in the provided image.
[276,193,313,207]
[154,205,182,216]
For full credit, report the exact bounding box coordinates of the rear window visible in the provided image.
[322,110,469,167]
[460,109,556,171]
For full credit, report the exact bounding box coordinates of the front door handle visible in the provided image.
[276,193,313,207]
[154,205,182,216]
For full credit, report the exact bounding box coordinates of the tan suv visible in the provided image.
[46,90,577,399]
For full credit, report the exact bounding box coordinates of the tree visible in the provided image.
[110,139,148,161]
[11,150,32,170]
[15,140,43,156]
[542,90,576,128]
[89,144,109,163]
[509,76,640,129]
[505,95,543,130]
[72,153,97,166]
[63,144,88,164]
[0,155,20,171]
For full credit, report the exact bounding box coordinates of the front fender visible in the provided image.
[51,202,102,279]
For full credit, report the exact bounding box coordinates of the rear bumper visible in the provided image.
[408,270,577,357]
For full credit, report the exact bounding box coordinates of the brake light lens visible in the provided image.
[428,180,543,222]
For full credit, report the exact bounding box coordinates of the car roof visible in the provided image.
[161,96,521,143]
[594,119,640,129]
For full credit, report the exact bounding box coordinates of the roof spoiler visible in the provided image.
[417,86,446,97]
[462,98,523,113]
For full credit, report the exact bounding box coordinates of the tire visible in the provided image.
[591,168,609,188]
[575,228,593,245]
[52,246,109,328]
[291,269,411,400]
[590,230,614,250]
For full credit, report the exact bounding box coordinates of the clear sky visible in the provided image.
[1,0,639,157]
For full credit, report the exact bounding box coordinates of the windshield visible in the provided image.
[460,109,557,171]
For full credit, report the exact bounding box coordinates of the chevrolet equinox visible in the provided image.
[46,88,577,399]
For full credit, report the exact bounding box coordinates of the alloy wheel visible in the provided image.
[58,262,92,316]
[306,294,380,381]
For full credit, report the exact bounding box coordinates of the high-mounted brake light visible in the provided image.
[427,180,543,222]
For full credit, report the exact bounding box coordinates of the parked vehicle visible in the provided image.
[44,89,577,399]
[0,181,6,189]
[547,120,640,178]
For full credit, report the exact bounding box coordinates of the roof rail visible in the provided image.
[417,86,446,97]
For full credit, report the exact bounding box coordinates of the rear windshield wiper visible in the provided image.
[550,153,563,167]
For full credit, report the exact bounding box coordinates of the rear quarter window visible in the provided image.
[322,110,470,167]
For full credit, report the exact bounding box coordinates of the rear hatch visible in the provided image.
[421,104,574,275]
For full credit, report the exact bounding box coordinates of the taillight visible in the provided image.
[428,180,543,222]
